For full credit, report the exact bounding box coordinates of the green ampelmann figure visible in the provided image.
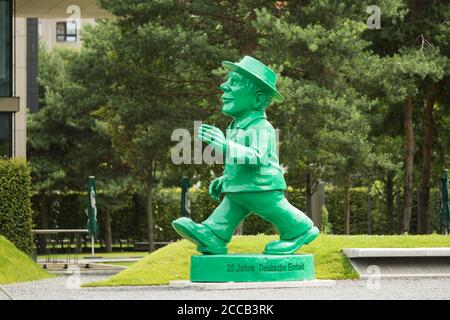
[172,56,319,255]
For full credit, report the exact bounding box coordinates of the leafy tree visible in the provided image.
[253,2,384,233]
[28,45,127,251]
[365,0,450,233]
[29,0,450,239]
[78,0,316,248]
[74,19,213,251]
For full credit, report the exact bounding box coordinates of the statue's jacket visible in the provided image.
[222,112,287,193]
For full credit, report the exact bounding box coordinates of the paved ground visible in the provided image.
[1,275,449,300]
[37,257,142,264]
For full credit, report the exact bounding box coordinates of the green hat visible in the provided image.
[222,56,284,103]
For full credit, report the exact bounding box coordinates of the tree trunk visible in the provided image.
[367,184,372,235]
[343,176,351,235]
[418,83,438,234]
[146,174,155,253]
[306,173,313,218]
[401,95,414,233]
[240,10,257,56]
[396,186,402,234]
[104,204,113,253]
[385,171,395,234]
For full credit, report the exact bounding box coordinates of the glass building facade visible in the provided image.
[0,0,13,157]
[0,113,12,156]
[0,0,12,96]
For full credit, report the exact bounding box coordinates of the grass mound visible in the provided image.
[85,235,450,287]
[85,234,450,287]
[0,236,52,285]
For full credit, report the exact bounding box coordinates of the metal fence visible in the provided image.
[33,229,88,266]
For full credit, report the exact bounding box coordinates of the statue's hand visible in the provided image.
[209,176,224,201]
[198,124,227,155]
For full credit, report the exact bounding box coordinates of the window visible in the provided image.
[56,21,77,43]
[0,0,12,97]
[0,112,12,157]
[0,1,13,158]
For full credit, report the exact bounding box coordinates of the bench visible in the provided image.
[343,248,450,278]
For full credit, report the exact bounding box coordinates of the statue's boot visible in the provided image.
[172,217,227,254]
[264,226,319,255]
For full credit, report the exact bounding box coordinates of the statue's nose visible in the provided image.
[219,82,229,92]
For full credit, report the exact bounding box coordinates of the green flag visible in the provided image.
[87,176,99,238]
[441,170,450,232]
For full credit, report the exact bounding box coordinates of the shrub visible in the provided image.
[0,159,34,254]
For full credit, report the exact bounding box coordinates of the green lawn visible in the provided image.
[84,234,450,287]
[0,236,53,285]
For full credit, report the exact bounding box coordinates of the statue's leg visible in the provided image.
[172,195,249,254]
[228,191,313,240]
[202,194,250,243]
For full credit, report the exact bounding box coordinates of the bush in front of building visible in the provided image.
[0,158,34,255]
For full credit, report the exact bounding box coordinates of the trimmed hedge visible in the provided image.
[0,159,34,255]
[33,184,443,244]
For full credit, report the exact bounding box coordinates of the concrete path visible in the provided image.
[1,275,449,300]
[37,257,142,264]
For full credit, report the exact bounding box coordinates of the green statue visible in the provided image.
[172,56,319,255]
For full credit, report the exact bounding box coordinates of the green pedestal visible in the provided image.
[190,254,315,282]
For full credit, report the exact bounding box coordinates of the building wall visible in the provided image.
[14,17,27,158]
[12,17,96,158]
[11,0,108,160]
[38,18,95,50]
